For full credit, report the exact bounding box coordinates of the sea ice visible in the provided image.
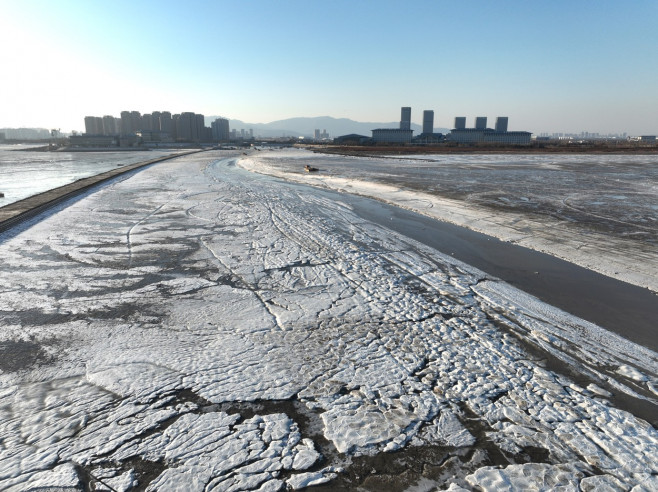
[465,462,584,490]
[0,151,656,490]
[238,149,658,292]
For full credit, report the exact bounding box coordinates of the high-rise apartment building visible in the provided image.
[84,116,103,135]
[177,112,195,141]
[160,112,172,135]
[120,111,132,135]
[119,110,142,134]
[170,112,209,141]
[495,117,508,132]
[400,107,411,130]
[102,115,118,135]
[87,110,208,140]
[130,111,142,132]
[151,111,162,132]
[195,114,205,141]
[142,113,154,131]
[454,117,466,129]
[211,118,230,141]
[171,114,179,140]
[475,117,487,130]
[423,110,434,134]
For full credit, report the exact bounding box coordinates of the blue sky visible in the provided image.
[1,0,657,134]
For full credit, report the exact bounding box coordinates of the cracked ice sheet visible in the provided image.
[0,151,657,490]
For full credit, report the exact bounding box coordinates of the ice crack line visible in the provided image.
[200,236,285,331]
[126,204,166,267]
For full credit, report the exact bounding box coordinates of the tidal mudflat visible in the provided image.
[0,151,656,490]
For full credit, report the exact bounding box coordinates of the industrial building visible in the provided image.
[351,107,531,146]
[371,106,415,143]
[333,134,371,145]
[447,129,531,145]
[414,110,444,143]
[371,128,414,143]
[68,134,118,148]
[446,116,531,145]
[495,117,508,132]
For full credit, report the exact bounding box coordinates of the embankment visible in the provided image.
[0,150,201,234]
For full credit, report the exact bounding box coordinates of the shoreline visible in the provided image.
[344,190,658,352]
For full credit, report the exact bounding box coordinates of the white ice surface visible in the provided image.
[0,151,656,490]
[465,462,585,490]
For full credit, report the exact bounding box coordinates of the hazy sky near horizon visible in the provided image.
[1,0,657,134]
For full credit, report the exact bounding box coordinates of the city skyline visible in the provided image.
[1,1,657,135]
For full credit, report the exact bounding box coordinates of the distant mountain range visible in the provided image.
[204,116,450,139]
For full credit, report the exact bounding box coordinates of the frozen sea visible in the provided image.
[241,149,658,292]
[0,145,182,207]
[0,150,656,491]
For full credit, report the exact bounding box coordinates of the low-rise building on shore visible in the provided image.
[68,134,119,148]
[447,128,532,145]
[446,116,531,145]
[371,128,414,143]
[333,134,371,145]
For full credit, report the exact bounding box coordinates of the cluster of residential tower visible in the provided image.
[80,111,231,147]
